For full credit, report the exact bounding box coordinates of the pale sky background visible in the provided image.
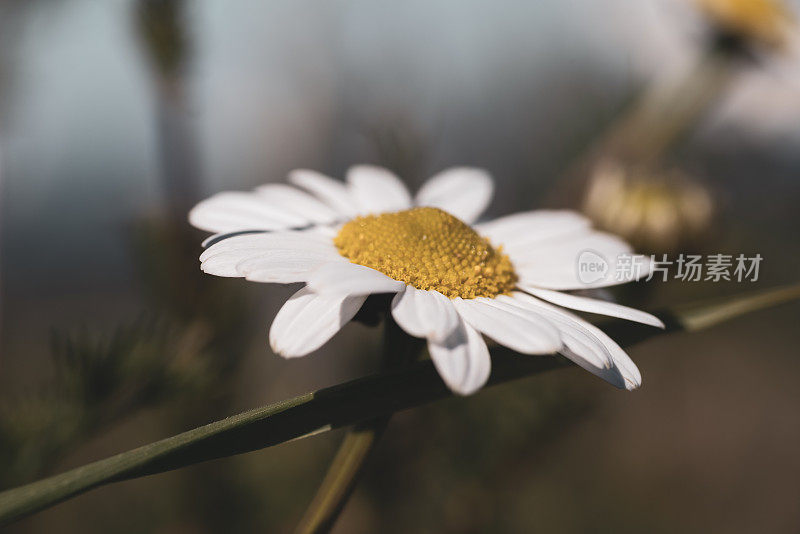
[1,0,798,295]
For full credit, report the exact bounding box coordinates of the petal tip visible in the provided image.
[624,377,642,391]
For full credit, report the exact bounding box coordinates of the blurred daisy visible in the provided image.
[583,161,714,253]
[191,167,662,395]
[604,0,800,139]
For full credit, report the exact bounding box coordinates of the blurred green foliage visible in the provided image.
[0,317,211,487]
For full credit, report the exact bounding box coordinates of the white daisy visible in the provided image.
[603,0,800,139]
[190,166,663,395]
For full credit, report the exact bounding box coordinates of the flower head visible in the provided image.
[334,207,518,299]
[583,161,714,253]
[190,166,663,395]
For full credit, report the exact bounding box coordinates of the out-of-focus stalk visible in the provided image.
[598,49,737,167]
[0,1,23,370]
[134,0,198,216]
[133,5,260,530]
[674,283,800,331]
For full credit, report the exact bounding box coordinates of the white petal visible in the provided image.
[475,210,591,248]
[189,191,308,233]
[204,251,337,282]
[200,231,339,278]
[428,319,491,395]
[288,169,359,217]
[414,167,493,224]
[202,230,275,249]
[255,183,341,224]
[559,343,629,389]
[502,292,641,390]
[346,165,412,214]
[269,287,366,358]
[239,254,344,284]
[306,262,405,296]
[452,297,561,355]
[520,287,664,328]
[391,287,459,342]
[511,231,648,290]
[510,230,630,262]
[200,230,334,262]
[494,294,612,369]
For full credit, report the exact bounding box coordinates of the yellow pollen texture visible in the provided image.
[334,207,517,299]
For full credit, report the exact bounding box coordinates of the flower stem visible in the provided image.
[0,284,797,527]
[295,316,422,534]
[294,418,389,534]
[551,45,739,208]
[603,47,737,165]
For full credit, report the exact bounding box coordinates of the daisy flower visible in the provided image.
[583,160,714,253]
[190,166,663,395]
[603,0,800,139]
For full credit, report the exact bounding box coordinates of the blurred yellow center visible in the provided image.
[697,0,792,46]
[334,207,517,299]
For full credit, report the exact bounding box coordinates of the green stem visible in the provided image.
[674,284,800,332]
[294,418,390,534]
[0,341,613,527]
[0,284,797,527]
[295,316,422,534]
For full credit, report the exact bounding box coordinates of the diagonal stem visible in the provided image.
[0,284,797,527]
[295,316,423,534]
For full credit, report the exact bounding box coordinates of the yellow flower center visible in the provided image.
[334,207,517,299]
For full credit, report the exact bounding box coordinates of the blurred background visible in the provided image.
[1,0,800,532]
